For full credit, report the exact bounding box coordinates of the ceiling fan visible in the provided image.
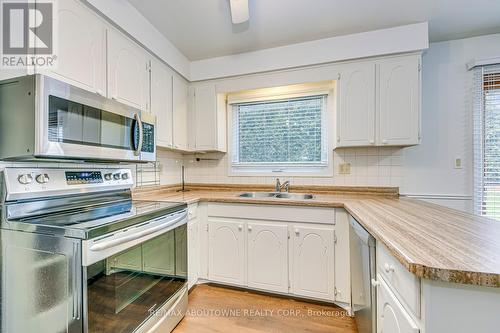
[229,0,249,24]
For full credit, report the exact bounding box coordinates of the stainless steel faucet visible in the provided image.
[275,178,290,192]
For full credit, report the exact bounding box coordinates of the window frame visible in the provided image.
[227,85,335,177]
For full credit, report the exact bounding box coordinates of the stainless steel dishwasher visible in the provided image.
[349,216,376,333]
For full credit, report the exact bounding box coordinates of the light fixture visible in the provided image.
[229,0,249,24]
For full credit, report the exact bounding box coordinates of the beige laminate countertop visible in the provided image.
[133,185,500,288]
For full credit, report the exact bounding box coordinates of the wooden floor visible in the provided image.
[173,284,358,333]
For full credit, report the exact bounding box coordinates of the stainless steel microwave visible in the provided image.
[0,75,156,163]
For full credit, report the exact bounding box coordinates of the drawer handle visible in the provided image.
[371,279,381,287]
[384,263,395,273]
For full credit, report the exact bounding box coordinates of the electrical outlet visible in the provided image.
[454,157,463,169]
[338,163,351,174]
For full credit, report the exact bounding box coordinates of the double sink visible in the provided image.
[239,192,314,200]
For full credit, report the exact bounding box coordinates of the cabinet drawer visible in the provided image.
[188,204,198,220]
[377,244,421,317]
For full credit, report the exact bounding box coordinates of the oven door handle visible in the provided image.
[89,210,187,252]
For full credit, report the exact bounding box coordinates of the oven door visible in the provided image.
[35,75,148,162]
[82,209,187,333]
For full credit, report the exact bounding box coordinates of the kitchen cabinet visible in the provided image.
[334,210,351,304]
[192,84,227,152]
[336,54,421,148]
[187,204,200,289]
[208,218,246,286]
[142,232,176,275]
[291,225,335,301]
[107,29,150,110]
[39,0,106,94]
[377,276,419,333]
[378,55,420,146]
[151,59,174,148]
[247,222,288,293]
[172,74,189,151]
[337,62,376,147]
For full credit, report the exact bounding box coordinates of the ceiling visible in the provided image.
[128,0,500,61]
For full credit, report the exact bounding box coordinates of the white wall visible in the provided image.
[401,33,500,212]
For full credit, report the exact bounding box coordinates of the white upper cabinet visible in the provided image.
[150,59,173,148]
[247,222,288,293]
[338,62,376,147]
[377,276,419,333]
[378,55,421,146]
[192,84,227,152]
[291,224,334,301]
[172,74,189,151]
[336,54,421,147]
[208,218,246,286]
[107,29,150,110]
[41,0,105,94]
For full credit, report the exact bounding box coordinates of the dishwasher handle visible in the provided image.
[90,210,187,252]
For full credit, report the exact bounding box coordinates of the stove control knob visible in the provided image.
[113,173,121,180]
[18,174,33,185]
[35,173,50,184]
[121,173,129,180]
[104,173,113,181]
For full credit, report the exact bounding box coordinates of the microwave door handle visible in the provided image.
[89,210,187,252]
[133,113,144,156]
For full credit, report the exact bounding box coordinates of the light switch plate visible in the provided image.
[338,163,351,174]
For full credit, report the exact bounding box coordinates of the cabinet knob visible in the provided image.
[248,226,252,232]
[384,263,395,273]
[238,225,243,231]
[294,229,300,235]
[371,279,381,287]
[382,139,388,144]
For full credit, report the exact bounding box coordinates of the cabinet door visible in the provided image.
[108,29,150,110]
[172,75,189,150]
[142,232,175,275]
[377,276,419,333]
[42,0,106,94]
[247,222,288,293]
[334,210,351,304]
[187,218,199,289]
[194,84,217,151]
[378,55,420,146]
[291,225,334,301]
[208,218,246,286]
[151,59,173,148]
[337,62,376,147]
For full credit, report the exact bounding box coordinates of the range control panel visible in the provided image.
[66,171,103,185]
[2,168,134,201]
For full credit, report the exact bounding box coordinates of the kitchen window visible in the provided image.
[474,64,500,220]
[228,85,333,176]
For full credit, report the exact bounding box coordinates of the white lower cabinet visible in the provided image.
[291,225,335,301]
[377,276,419,333]
[247,222,289,293]
[208,218,246,286]
[187,217,199,289]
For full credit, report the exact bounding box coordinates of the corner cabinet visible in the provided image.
[39,0,106,94]
[150,59,174,148]
[172,75,189,151]
[190,84,227,152]
[336,53,421,147]
[107,29,150,111]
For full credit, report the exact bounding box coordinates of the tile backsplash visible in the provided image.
[0,147,404,188]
